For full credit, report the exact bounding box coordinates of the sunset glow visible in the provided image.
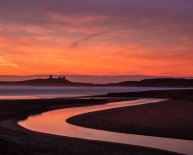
[0,0,193,76]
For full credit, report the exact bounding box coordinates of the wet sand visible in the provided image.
[68,99,193,140]
[0,98,179,155]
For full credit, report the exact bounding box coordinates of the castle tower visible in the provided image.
[49,75,53,79]
[62,76,66,80]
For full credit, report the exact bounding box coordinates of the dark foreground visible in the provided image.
[0,98,179,155]
[68,99,193,140]
[68,89,193,140]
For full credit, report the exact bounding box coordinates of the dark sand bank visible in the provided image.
[101,89,193,101]
[68,98,193,140]
[0,98,179,155]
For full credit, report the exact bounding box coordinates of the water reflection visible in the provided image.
[19,99,193,155]
[0,86,189,99]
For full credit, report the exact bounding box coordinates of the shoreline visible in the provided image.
[67,99,193,140]
[0,97,180,155]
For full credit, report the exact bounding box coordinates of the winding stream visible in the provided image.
[18,99,193,155]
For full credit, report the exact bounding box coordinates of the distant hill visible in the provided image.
[0,75,172,84]
[0,77,97,86]
[115,78,193,87]
[0,77,193,87]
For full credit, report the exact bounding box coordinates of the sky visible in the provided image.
[0,0,193,76]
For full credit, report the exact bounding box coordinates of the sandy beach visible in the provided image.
[68,99,193,140]
[0,97,181,155]
[1,0,193,154]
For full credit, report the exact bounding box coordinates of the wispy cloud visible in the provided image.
[69,33,101,48]
[0,57,19,68]
[0,0,193,76]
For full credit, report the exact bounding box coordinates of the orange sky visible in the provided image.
[0,0,193,76]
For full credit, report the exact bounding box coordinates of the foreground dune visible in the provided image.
[68,99,193,140]
[0,98,180,155]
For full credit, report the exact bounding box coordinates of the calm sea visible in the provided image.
[0,86,183,99]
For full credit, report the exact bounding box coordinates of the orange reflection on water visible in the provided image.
[19,99,193,155]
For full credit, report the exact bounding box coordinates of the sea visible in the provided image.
[0,86,183,99]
